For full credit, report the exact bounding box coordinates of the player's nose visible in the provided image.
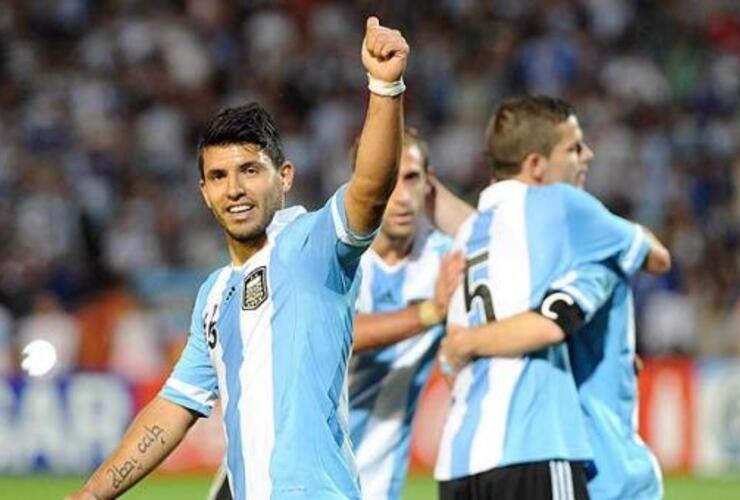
[582,143,595,163]
[226,172,246,199]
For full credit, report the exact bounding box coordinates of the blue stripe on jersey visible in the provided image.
[570,279,661,499]
[220,270,247,498]
[450,211,494,478]
[496,187,591,466]
[349,263,407,447]
[159,269,221,416]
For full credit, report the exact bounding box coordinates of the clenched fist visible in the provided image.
[361,16,409,83]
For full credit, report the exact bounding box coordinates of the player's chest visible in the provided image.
[202,259,274,355]
[364,254,439,312]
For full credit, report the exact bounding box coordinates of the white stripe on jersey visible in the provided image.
[469,184,528,473]
[202,268,233,496]
[236,245,276,499]
[620,224,647,272]
[435,219,475,480]
[331,187,373,246]
[164,378,217,408]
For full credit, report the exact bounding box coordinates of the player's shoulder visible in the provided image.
[450,208,488,249]
[538,183,603,208]
[192,265,229,314]
[198,266,228,295]
[272,206,315,256]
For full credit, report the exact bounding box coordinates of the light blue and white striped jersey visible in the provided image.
[349,227,453,500]
[435,180,650,481]
[160,186,374,499]
[561,261,663,500]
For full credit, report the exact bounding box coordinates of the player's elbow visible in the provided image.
[645,247,672,275]
[541,320,567,345]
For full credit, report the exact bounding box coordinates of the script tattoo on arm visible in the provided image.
[106,456,142,490]
[136,424,167,454]
[106,423,168,490]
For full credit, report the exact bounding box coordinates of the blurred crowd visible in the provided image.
[0,0,737,378]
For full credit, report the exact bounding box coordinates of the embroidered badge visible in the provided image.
[243,267,268,310]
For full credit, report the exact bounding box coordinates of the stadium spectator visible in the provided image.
[0,0,735,370]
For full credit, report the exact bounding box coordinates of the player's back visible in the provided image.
[436,180,595,480]
[569,275,663,499]
[349,228,452,499]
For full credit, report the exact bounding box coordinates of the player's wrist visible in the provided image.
[367,73,406,97]
[418,300,443,328]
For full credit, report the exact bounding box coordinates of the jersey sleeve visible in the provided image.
[159,281,219,417]
[547,262,621,323]
[562,186,650,277]
[305,184,378,283]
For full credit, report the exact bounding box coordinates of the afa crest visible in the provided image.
[243,267,268,310]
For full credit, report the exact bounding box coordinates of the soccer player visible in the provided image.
[348,128,469,500]
[433,96,669,500]
[441,239,668,496]
[67,16,409,500]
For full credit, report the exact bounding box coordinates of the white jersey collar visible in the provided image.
[477,179,528,211]
[267,205,307,240]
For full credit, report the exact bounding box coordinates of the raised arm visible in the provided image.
[425,173,475,236]
[354,251,464,352]
[66,398,199,499]
[345,17,409,236]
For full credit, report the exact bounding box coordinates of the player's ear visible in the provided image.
[278,161,295,193]
[199,178,213,209]
[521,153,547,184]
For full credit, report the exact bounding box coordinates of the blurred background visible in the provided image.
[0,0,737,498]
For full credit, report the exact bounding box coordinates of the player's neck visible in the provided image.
[510,171,543,186]
[228,233,268,267]
[372,232,413,265]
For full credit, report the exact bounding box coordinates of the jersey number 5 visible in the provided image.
[464,250,495,322]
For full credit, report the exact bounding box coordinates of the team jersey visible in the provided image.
[560,262,663,500]
[349,227,453,500]
[435,179,650,481]
[160,186,374,499]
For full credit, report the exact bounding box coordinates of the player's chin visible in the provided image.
[226,219,267,243]
[575,171,588,188]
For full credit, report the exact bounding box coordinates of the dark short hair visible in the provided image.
[484,95,575,180]
[348,127,429,171]
[197,103,285,178]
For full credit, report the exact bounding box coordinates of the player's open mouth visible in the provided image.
[226,204,255,221]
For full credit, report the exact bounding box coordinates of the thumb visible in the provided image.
[366,16,380,31]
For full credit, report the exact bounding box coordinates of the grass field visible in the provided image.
[2,473,740,499]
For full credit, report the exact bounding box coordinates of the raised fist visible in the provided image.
[361,16,409,83]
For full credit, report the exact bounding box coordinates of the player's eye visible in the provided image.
[241,164,260,176]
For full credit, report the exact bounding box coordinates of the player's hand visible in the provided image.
[438,323,472,386]
[433,251,465,317]
[361,16,409,83]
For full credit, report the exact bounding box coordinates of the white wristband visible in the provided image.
[367,73,406,97]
